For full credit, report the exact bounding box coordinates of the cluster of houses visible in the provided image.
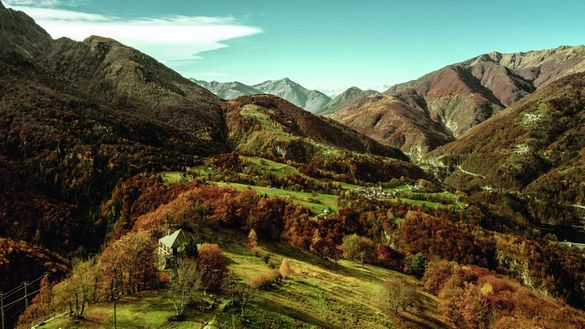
[352,183,422,200]
[352,186,398,199]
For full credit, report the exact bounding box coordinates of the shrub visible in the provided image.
[252,271,280,290]
[378,276,418,315]
[247,229,258,250]
[409,252,427,278]
[279,258,292,279]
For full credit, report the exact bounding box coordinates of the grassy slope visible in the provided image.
[217,181,338,215]
[160,155,461,214]
[43,231,450,329]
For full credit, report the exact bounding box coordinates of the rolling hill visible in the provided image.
[226,94,426,183]
[227,94,407,159]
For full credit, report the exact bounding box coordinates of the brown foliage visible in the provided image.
[423,260,585,329]
[196,243,228,292]
[251,270,281,290]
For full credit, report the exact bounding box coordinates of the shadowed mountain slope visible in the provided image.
[330,90,454,156]
[428,72,585,225]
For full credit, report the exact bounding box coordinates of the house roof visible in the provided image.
[159,229,194,249]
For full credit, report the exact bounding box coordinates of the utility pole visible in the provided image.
[1,292,5,329]
[23,281,28,308]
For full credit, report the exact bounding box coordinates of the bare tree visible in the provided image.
[168,257,200,318]
[378,276,418,315]
[225,275,256,317]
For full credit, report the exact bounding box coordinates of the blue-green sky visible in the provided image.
[6,0,585,92]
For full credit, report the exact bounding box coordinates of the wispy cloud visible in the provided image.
[5,1,263,64]
[5,0,61,7]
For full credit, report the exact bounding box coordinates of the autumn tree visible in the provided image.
[279,258,292,279]
[340,234,375,264]
[52,276,83,317]
[168,257,200,318]
[378,276,418,315]
[196,243,228,292]
[97,231,157,327]
[69,259,97,316]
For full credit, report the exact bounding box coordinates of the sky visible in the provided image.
[5,0,585,93]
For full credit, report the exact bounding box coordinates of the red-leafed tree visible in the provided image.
[196,243,228,292]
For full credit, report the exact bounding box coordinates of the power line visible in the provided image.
[1,285,24,299]
[2,288,43,309]
[1,273,48,329]
[0,273,46,296]
[6,303,26,323]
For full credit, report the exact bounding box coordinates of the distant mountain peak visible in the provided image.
[194,77,331,112]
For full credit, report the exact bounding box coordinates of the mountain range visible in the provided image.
[427,72,585,226]
[197,45,585,157]
[193,77,332,113]
[322,45,585,155]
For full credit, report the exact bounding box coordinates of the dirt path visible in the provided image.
[456,165,485,179]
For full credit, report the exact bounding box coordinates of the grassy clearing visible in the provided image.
[216,181,337,215]
[240,104,292,143]
[160,171,194,184]
[242,156,299,176]
[41,291,205,329]
[399,198,443,208]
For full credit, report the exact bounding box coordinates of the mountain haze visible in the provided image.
[191,79,262,99]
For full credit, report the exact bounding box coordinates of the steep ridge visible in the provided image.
[0,4,231,254]
[428,72,585,225]
[330,90,454,156]
[387,65,506,137]
[38,36,227,145]
[387,45,585,137]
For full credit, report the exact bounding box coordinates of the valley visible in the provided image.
[1,1,585,329]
